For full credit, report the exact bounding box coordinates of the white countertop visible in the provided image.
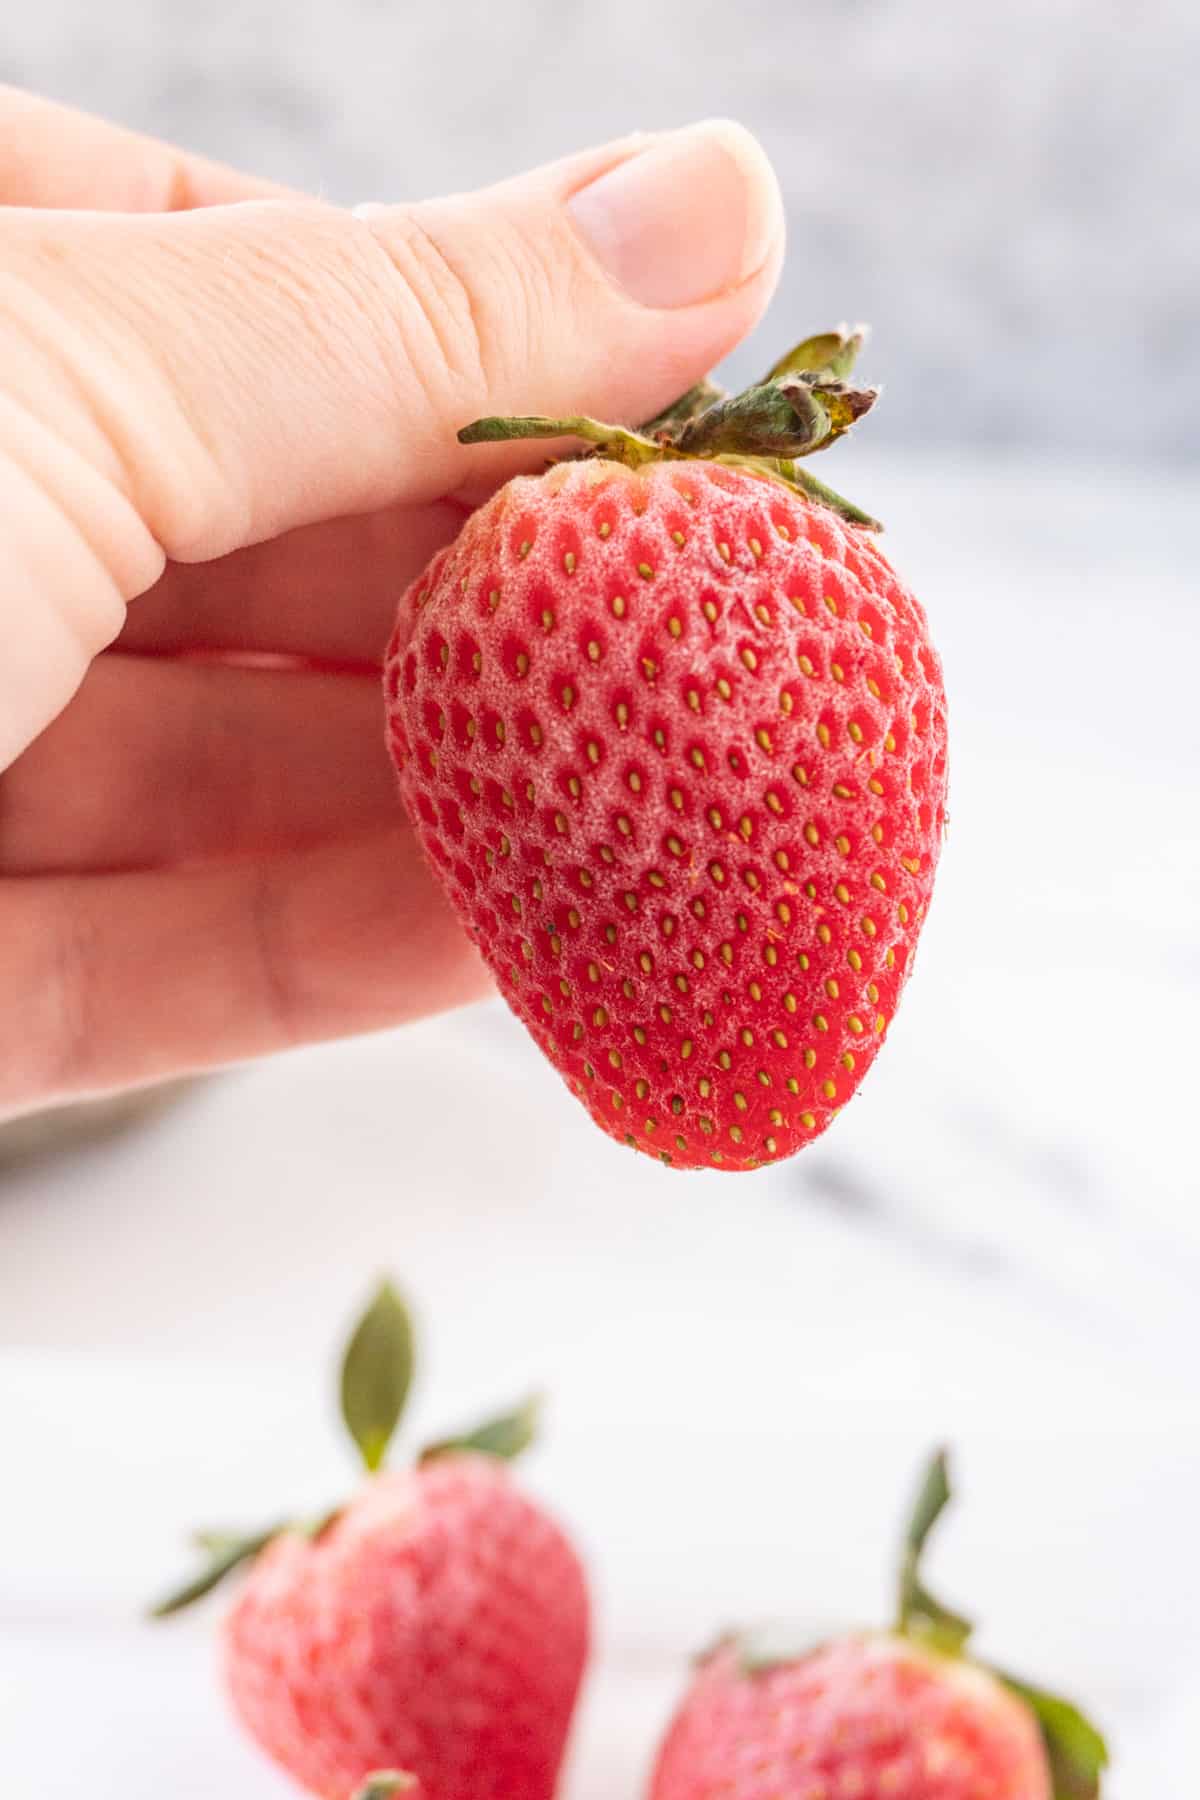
[2,453,1197,1796]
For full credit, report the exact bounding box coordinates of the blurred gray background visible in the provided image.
[5,0,1197,460]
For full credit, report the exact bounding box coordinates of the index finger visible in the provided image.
[0,85,291,210]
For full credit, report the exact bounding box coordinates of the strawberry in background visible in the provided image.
[154,1281,589,1800]
[648,1449,1106,1800]
[385,328,948,1170]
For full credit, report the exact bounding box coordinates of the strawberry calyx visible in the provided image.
[714,1449,1108,1800]
[893,1448,1108,1800]
[894,1445,973,1654]
[419,1392,542,1465]
[340,1277,415,1473]
[149,1280,539,1619]
[992,1673,1110,1800]
[458,324,882,529]
[150,1521,292,1619]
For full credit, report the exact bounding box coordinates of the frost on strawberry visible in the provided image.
[384,327,948,1169]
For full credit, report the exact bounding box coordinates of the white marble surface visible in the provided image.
[2,454,1197,1795]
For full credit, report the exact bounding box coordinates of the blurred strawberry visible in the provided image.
[154,1282,589,1800]
[649,1450,1107,1800]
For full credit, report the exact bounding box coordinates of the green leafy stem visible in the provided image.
[896,1449,1109,1800]
[150,1280,538,1619]
[458,323,882,529]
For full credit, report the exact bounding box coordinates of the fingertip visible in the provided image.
[567,118,785,313]
[689,118,786,292]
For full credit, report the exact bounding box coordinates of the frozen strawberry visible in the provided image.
[154,1282,589,1800]
[653,1636,1051,1800]
[385,328,948,1169]
[648,1451,1107,1800]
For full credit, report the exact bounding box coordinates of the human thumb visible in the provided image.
[0,121,783,764]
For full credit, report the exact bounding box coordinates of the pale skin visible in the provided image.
[0,90,785,1119]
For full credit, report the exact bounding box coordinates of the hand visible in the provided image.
[0,89,783,1118]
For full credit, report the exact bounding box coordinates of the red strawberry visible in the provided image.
[384,328,947,1169]
[648,1451,1107,1800]
[653,1636,1050,1800]
[223,1454,585,1800]
[153,1282,589,1800]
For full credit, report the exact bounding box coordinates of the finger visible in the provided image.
[20,119,784,550]
[1,656,395,874]
[1,122,783,767]
[0,84,287,209]
[117,499,468,659]
[0,825,489,1118]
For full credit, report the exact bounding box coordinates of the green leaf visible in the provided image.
[902,1581,973,1654]
[764,324,868,382]
[458,413,602,444]
[457,411,667,473]
[996,1674,1109,1800]
[804,378,878,451]
[675,378,833,459]
[895,1446,973,1653]
[783,462,882,531]
[190,1527,249,1556]
[340,1280,415,1473]
[351,1774,419,1799]
[906,1445,953,1560]
[150,1521,286,1619]
[420,1393,541,1465]
[639,378,728,436]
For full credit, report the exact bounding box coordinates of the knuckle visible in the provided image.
[366,200,561,417]
[359,205,490,424]
[0,211,238,564]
